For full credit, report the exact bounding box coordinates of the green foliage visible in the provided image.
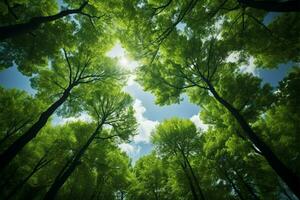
[0,0,299,199]
[0,87,45,149]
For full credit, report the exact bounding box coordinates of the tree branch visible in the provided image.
[63,48,73,85]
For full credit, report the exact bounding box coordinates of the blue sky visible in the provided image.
[0,43,294,163]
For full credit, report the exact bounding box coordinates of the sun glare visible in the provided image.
[119,56,129,66]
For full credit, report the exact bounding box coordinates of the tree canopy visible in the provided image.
[0,0,299,199]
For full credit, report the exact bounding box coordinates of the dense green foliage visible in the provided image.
[0,0,299,199]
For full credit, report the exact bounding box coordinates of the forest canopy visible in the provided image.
[0,0,299,199]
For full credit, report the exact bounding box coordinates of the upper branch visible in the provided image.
[152,0,173,15]
[63,49,73,85]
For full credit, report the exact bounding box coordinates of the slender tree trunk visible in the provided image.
[152,188,159,200]
[180,151,206,200]
[0,86,73,171]
[5,156,52,200]
[43,123,103,200]
[220,167,246,200]
[233,168,260,200]
[180,162,200,200]
[0,120,31,146]
[206,82,300,199]
[238,0,300,12]
[0,2,88,40]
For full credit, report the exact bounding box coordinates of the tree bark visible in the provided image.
[0,1,88,40]
[238,0,300,12]
[220,167,246,200]
[206,82,300,199]
[233,168,260,200]
[180,150,206,200]
[0,86,73,171]
[180,162,200,200]
[43,123,102,200]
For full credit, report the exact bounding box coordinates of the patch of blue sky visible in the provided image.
[0,65,36,95]
[263,12,282,25]
[259,62,295,87]
[125,82,199,121]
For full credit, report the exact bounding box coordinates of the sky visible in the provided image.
[0,43,294,163]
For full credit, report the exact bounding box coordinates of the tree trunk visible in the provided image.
[43,123,102,200]
[220,167,246,200]
[0,2,88,40]
[0,86,73,171]
[233,168,260,200]
[180,162,200,200]
[238,0,300,12]
[206,82,300,199]
[5,155,52,200]
[180,150,206,200]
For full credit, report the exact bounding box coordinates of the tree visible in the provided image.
[121,0,300,70]
[43,85,137,199]
[0,47,122,171]
[128,153,175,200]
[0,0,120,74]
[135,33,300,197]
[152,118,206,200]
[254,67,300,191]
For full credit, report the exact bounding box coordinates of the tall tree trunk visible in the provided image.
[219,166,246,200]
[206,82,300,199]
[225,159,260,200]
[233,168,260,200]
[238,0,300,12]
[180,162,200,200]
[43,123,103,200]
[180,150,206,200]
[5,155,52,200]
[0,86,73,171]
[0,1,88,40]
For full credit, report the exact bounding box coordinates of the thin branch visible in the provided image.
[44,76,66,91]
[159,75,197,90]
[246,13,273,36]
[206,39,215,78]
[178,65,210,90]
[208,0,229,18]
[228,11,243,32]
[77,56,92,81]
[79,12,105,29]
[152,0,173,15]
[95,134,119,140]
[149,0,198,62]
[63,48,73,85]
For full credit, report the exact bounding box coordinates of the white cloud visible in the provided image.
[226,53,259,77]
[226,51,240,63]
[239,57,259,76]
[190,115,208,131]
[119,143,141,159]
[119,143,137,154]
[133,99,159,143]
[53,112,92,125]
